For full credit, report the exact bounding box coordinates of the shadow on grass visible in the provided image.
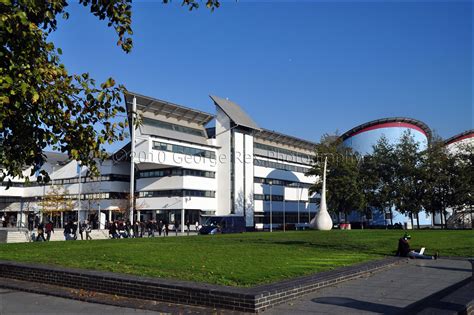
[251,239,394,256]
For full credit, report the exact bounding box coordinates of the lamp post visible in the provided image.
[297,182,301,225]
[129,96,137,226]
[283,192,286,232]
[269,180,273,233]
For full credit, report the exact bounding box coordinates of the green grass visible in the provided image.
[0,230,472,287]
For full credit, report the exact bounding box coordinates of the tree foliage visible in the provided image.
[307,134,366,222]
[0,0,220,186]
[310,130,473,228]
[40,185,74,215]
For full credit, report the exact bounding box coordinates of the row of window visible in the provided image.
[144,118,205,137]
[138,168,215,179]
[254,159,311,174]
[254,143,313,162]
[0,174,129,188]
[152,141,216,159]
[0,192,127,204]
[254,177,312,189]
[139,189,216,198]
[254,194,319,203]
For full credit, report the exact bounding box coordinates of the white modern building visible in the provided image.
[0,92,319,230]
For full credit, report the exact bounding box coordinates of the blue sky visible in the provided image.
[51,0,472,151]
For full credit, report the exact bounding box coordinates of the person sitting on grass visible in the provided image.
[396,233,439,260]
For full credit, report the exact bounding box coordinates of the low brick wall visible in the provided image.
[0,257,401,312]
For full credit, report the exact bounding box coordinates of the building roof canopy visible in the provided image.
[125,91,214,126]
[209,95,260,130]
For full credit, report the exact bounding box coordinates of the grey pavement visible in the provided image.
[265,258,473,315]
[0,259,471,315]
[0,288,163,315]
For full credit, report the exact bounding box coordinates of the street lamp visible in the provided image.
[283,190,286,232]
[297,182,301,225]
[269,180,273,233]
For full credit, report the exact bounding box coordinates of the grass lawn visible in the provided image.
[0,230,472,287]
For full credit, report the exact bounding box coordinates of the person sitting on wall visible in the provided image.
[396,233,438,260]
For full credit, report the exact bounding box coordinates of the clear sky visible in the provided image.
[51,0,472,151]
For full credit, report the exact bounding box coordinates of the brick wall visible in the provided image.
[0,257,401,313]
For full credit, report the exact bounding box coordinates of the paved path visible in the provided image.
[0,288,162,315]
[265,258,473,315]
[0,259,471,314]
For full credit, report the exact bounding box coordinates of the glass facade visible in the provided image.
[254,142,313,162]
[139,189,216,198]
[138,168,215,179]
[254,159,311,174]
[254,177,312,189]
[152,141,216,159]
[143,118,205,137]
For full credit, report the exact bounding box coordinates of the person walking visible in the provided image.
[133,221,139,238]
[45,221,54,241]
[64,221,73,241]
[158,220,163,237]
[85,220,92,240]
[195,221,200,233]
[186,220,190,236]
[174,220,179,236]
[164,221,169,236]
[78,221,84,240]
[35,222,46,242]
[140,221,145,238]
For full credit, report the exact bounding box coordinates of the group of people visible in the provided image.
[32,221,55,241]
[106,220,199,239]
[32,220,92,241]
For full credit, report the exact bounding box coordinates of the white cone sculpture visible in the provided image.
[309,156,333,230]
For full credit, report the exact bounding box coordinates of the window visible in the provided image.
[254,159,310,174]
[152,141,216,159]
[138,168,215,179]
[139,189,216,198]
[254,177,312,188]
[143,118,205,137]
[254,194,284,201]
[254,143,313,164]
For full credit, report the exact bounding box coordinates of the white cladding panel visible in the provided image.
[233,132,245,216]
[137,177,183,191]
[137,196,215,211]
[215,107,232,215]
[244,133,254,226]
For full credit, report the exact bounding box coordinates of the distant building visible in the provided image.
[341,117,433,227]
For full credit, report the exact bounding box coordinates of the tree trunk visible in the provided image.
[442,208,448,229]
[390,208,394,226]
[416,212,420,229]
[432,211,435,227]
[410,213,414,230]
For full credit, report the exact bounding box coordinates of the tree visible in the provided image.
[116,192,147,221]
[360,136,397,226]
[393,131,424,229]
[40,185,75,219]
[0,0,220,186]
[420,135,454,228]
[447,141,474,228]
[307,134,366,222]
